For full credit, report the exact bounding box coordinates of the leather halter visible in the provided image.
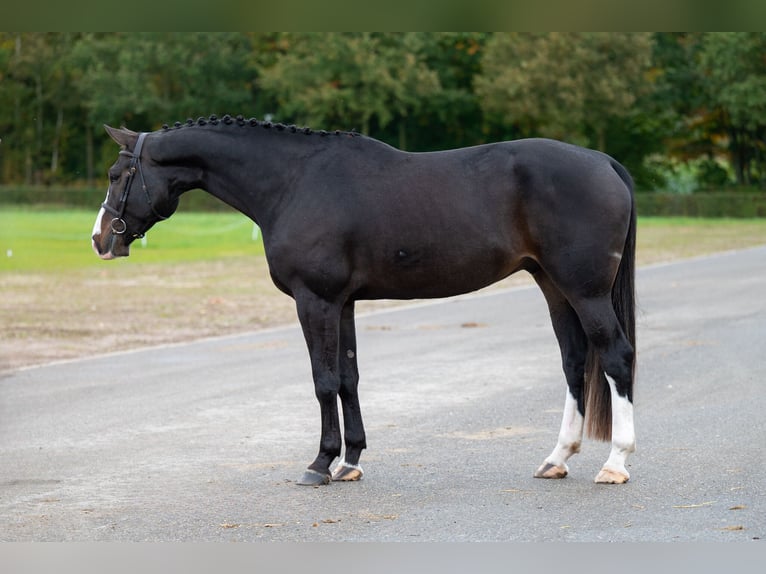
[101,132,169,238]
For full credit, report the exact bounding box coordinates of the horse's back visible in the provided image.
[358,137,633,251]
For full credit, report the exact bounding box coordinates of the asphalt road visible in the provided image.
[1,246,764,541]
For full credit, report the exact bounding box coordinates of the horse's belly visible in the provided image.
[356,245,523,300]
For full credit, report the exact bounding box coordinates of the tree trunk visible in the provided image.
[596,125,606,152]
[86,125,94,185]
[35,72,44,184]
[730,128,745,186]
[25,150,32,185]
[51,107,64,176]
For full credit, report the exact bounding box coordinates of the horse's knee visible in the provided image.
[314,376,340,403]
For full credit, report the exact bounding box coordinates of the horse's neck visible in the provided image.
[170,128,310,228]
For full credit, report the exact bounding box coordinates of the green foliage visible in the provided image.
[475,33,653,150]
[698,32,766,187]
[0,185,105,207]
[700,33,766,131]
[641,155,735,195]
[2,32,766,197]
[0,185,239,213]
[256,33,441,148]
[72,33,258,129]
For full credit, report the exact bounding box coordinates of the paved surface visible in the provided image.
[1,246,764,541]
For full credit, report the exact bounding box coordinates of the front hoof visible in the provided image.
[594,467,629,484]
[297,469,331,486]
[534,462,568,479]
[332,462,364,482]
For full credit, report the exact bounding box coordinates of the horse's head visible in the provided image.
[91,125,179,259]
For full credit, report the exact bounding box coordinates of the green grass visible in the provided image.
[0,207,265,272]
[1,208,765,273]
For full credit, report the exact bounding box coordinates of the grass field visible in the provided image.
[0,208,264,271]
[1,207,765,373]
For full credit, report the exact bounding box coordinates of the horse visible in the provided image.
[92,114,636,486]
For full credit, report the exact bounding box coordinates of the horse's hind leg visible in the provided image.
[574,296,636,484]
[533,271,588,479]
[332,300,367,481]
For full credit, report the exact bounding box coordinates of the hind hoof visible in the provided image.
[534,462,568,479]
[595,467,629,484]
[332,462,364,482]
[297,469,331,486]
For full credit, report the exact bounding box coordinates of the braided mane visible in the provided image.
[161,114,361,138]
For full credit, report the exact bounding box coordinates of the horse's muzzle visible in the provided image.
[92,232,130,260]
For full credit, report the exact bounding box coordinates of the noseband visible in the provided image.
[101,132,170,238]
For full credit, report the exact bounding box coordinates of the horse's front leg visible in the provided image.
[295,293,344,486]
[332,300,367,481]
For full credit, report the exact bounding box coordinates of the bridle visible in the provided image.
[101,132,170,239]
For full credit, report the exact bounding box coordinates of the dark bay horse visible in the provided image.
[92,115,636,486]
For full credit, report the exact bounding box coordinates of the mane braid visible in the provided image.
[160,114,361,138]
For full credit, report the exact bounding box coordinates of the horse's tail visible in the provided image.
[584,160,636,441]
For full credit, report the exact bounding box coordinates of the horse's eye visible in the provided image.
[109,173,119,183]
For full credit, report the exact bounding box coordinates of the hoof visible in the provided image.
[332,462,364,482]
[296,469,331,486]
[534,462,568,479]
[594,467,629,484]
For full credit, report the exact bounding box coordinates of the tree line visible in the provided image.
[1,32,765,191]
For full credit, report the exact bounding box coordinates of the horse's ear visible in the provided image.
[104,125,138,149]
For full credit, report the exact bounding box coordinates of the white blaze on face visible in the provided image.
[91,189,109,257]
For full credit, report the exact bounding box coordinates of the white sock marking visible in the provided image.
[603,374,635,475]
[545,389,584,468]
